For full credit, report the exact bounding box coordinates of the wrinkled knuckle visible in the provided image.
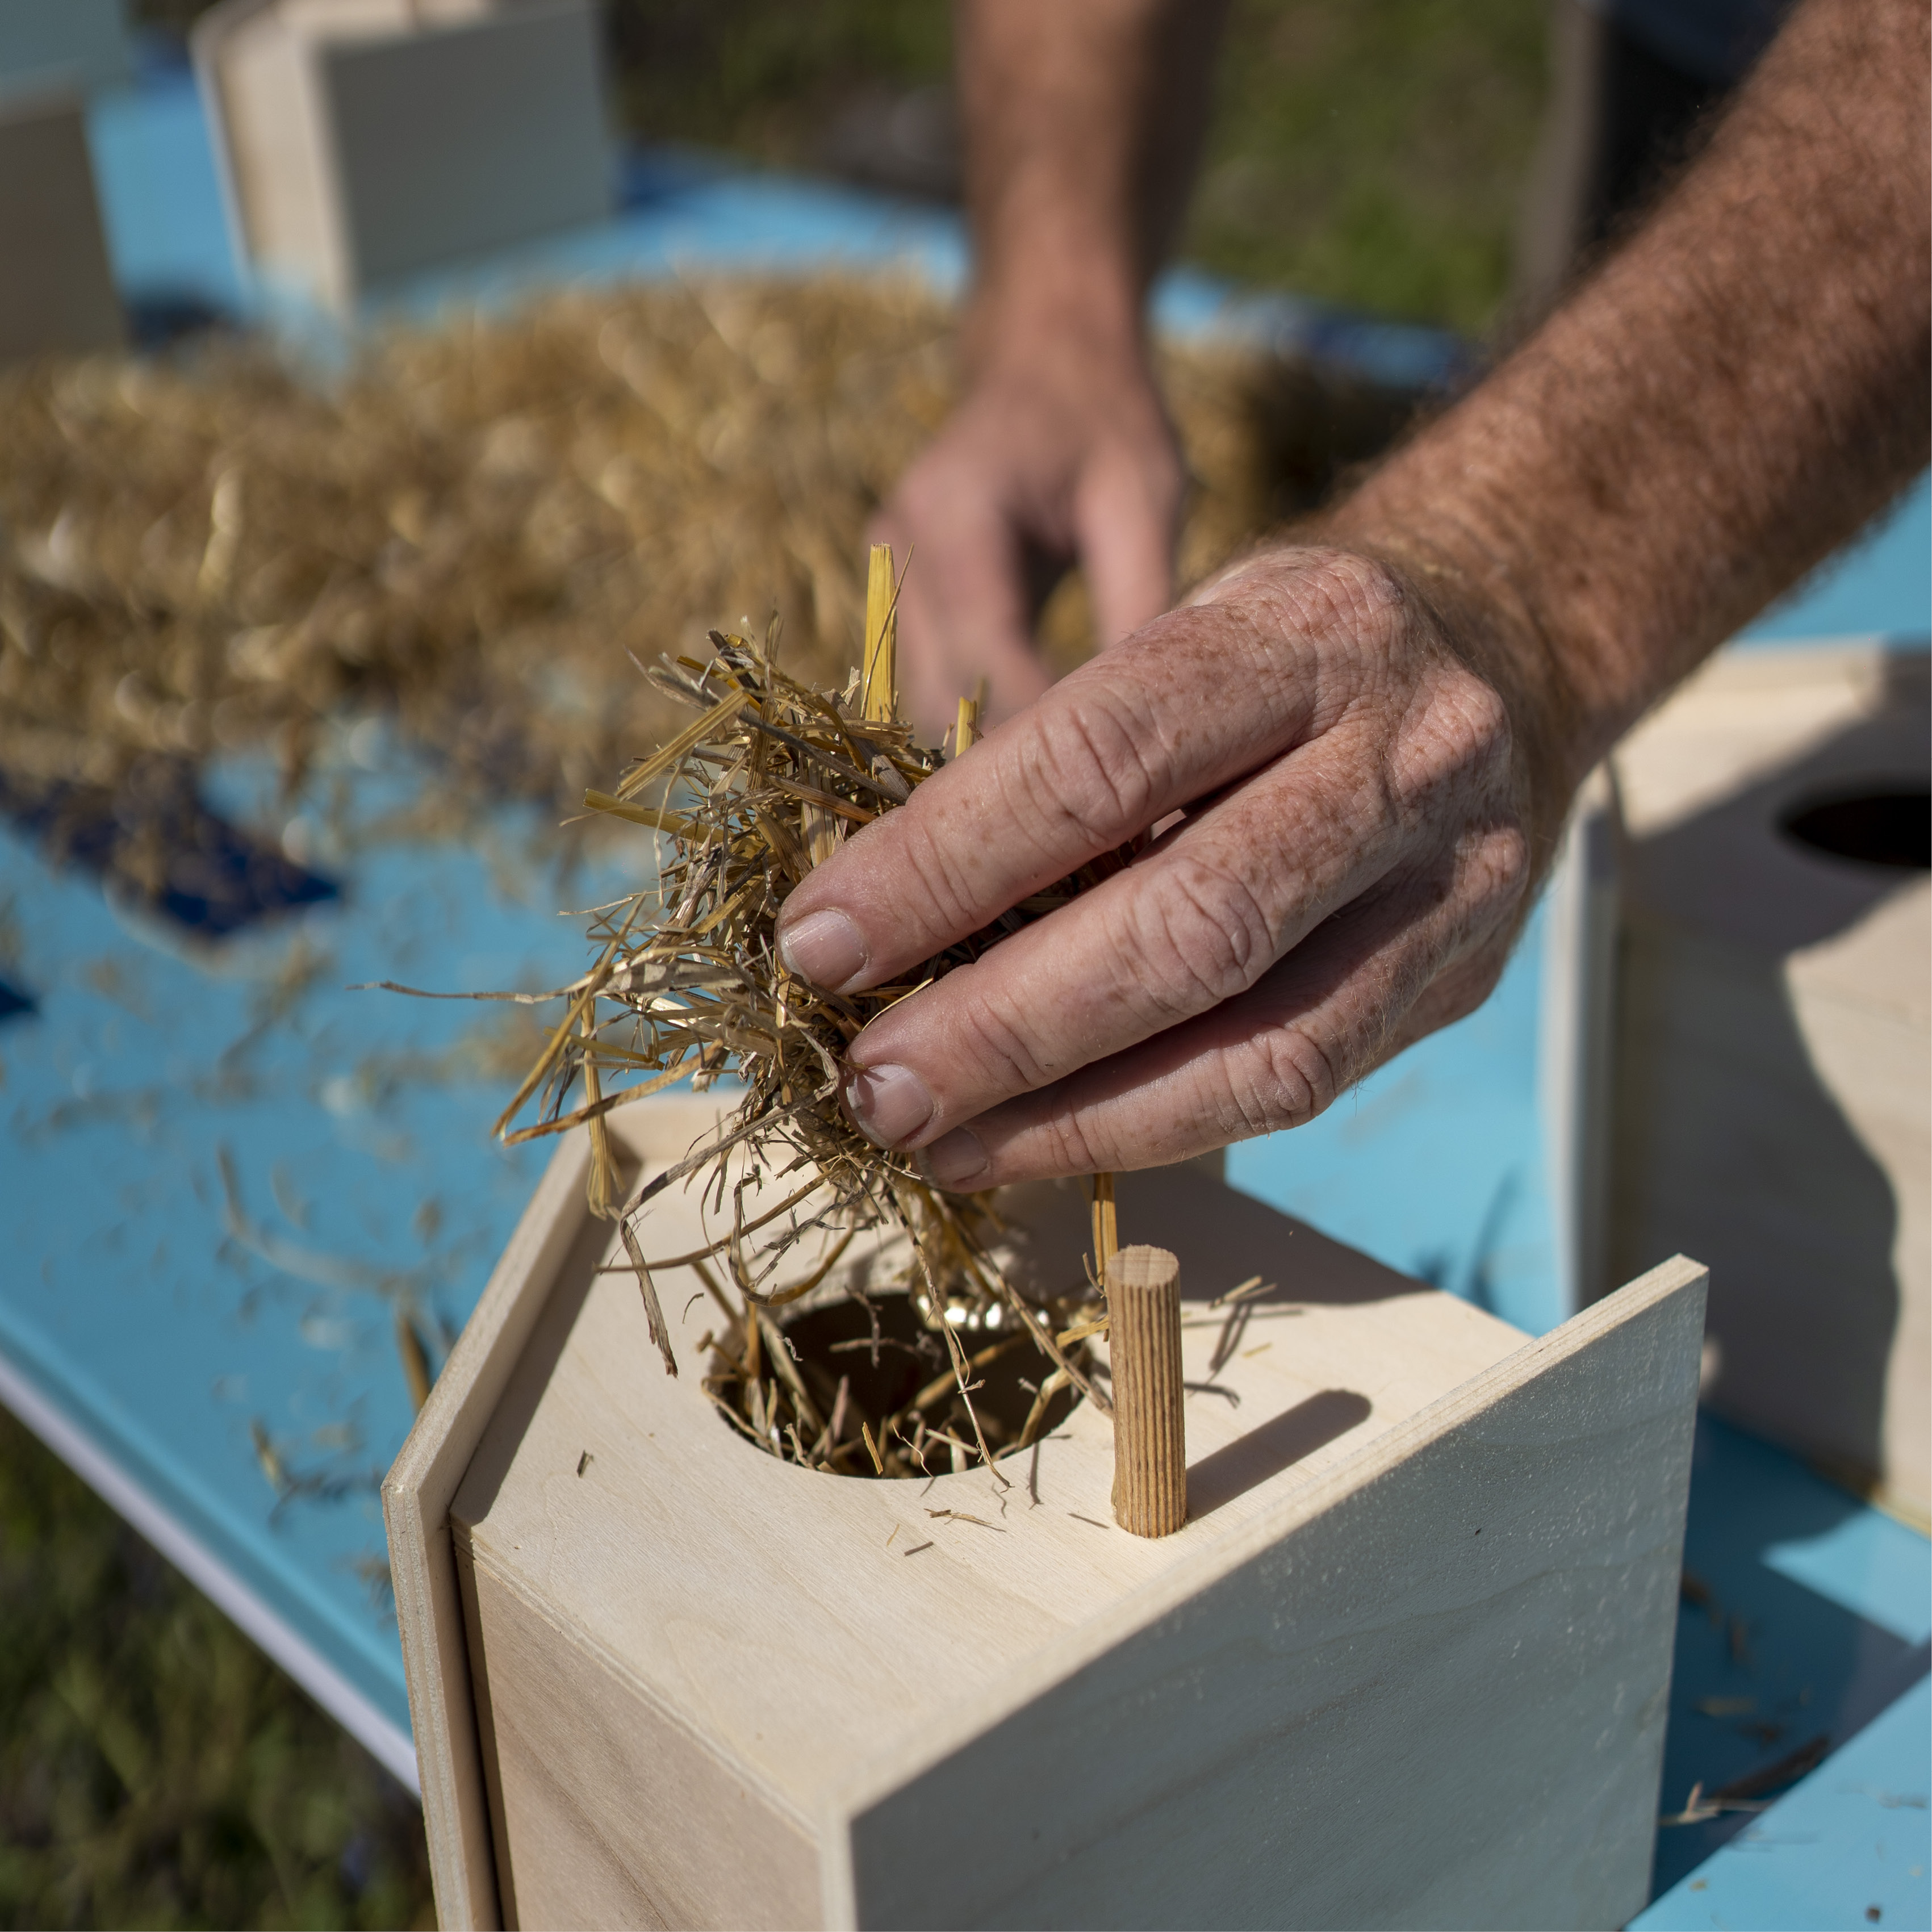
[1481,818,1532,909]
[1032,1106,1102,1178]
[951,989,1055,1095]
[894,813,995,936]
[1263,1024,1342,1124]
[1135,858,1276,1013]
[1392,668,1517,816]
[1310,550,1410,642]
[1219,1025,1338,1140]
[1436,665,1515,773]
[1024,696,1159,844]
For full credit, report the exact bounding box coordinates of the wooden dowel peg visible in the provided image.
[1106,1244,1186,1537]
[863,542,898,723]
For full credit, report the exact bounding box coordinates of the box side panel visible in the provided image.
[214,14,341,300]
[320,3,612,293]
[844,1264,1705,1931]
[459,1544,823,1932]
[1609,649,1928,1516]
[0,94,123,363]
[454,1532,526,1927]
[1612,913,1925,1513]
[384,1134,595,1931]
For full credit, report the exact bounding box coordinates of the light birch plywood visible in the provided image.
[383,1097,726,1929]
[1611,643,1928,1520]
[388,1099,1705,1929]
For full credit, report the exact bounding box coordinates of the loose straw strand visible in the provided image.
[1092,1172,1118,1286]
[863,542,898,724]
[954,675,985,756]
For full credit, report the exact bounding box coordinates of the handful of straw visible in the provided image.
[478,550,1123,1477]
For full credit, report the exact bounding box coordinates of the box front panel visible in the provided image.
[843,1266,1704,1930]
[458,1538,821,1930]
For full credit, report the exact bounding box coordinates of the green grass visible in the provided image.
[1190,0,1549,331]
[0,1410,433,1930]
[599,0,1548,333]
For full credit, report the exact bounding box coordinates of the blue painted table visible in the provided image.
[0,51,1923,1921]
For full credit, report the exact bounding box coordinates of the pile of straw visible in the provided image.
[0,276,1409,831]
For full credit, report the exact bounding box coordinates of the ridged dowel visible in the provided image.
[1106,1244,1186,1537]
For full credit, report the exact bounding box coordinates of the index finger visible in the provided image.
[774,566,1375,993]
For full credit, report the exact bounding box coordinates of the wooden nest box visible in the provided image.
[193,0,613,315]
[386,1098,1706,1929]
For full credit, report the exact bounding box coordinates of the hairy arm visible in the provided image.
[783,0,1930,1187]
[1330,0,1931,842]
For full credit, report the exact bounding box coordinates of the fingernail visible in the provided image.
[777,908,868,990]
[844,1063,935,1148]
[919,1127,988,1190]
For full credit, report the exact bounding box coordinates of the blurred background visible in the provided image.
[1,1,1924,1927]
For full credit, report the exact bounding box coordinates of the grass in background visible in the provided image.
[0,1410,432,1930]
[1193,0,1549,331]
[607,0,955,173]
[601,0,1549,333]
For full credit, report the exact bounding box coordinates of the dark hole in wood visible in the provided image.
[712,1291,1084,1478]
[1779,786,1930,871]
[0,976,35,1023]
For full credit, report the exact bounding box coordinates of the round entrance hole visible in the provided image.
[1779,786,1930,871]
[706,1291,1087,1478]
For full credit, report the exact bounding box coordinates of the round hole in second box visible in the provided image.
[1779,785,1930,871]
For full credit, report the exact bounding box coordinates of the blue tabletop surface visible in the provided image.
[1,53,1920,1910]
[1,730,629,1775]
[1639,1419,1930,1928]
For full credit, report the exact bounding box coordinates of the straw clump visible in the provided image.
[482,608,1123,1479]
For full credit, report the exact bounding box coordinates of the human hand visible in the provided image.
[776,545,1561,1185]
[875,327,1184,742]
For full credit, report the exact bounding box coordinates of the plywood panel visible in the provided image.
[837,1257,1704,1930]
[200,0,613,312]
[1611,643,1928,1519]
[383,1101,725,1930]
[456,1534,822,1931]
[322,1,612,295]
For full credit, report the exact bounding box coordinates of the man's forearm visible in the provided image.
[1330,0,1930,829]
[955,0,1227,373]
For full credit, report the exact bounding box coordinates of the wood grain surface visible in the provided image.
[392,1102,1703,1927]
